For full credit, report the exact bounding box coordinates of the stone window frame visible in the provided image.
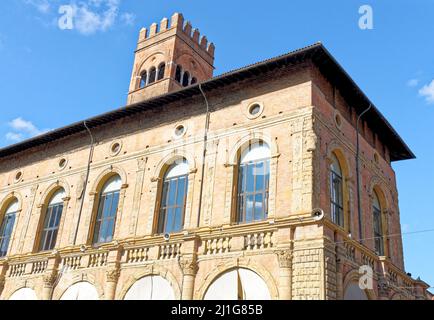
[146,152,197,235]
[369,184,389,258]
[224,133,279,225]
[135,53,167,90]
[85,167,128,246]
[33,181,71,253]
[13,171,23,184]
[245,102,264,120]
[0,192,23,258]
[326,147,352,234]
[109,140,123,157]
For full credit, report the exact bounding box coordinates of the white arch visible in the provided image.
[124,275,175,300]
[9,288,37,300]
[343,282,369,300]
[102,175,122,194]
[165,159,189,179]
[204,268,271,300]
[60,281,99,300]
[240,141,271,164]
[49,188,66,206]
[5,200,18,214]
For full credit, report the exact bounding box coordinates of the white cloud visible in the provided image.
[24,0,51,14]
[24,0,131,35]
[6,117,51,143]
[5,132,23,142]
[121,12,135,26]
[419,80,434,104]
[407,78,419,87]
[70,0,121,35]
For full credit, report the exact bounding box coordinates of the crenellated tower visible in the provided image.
[127,13,215,104]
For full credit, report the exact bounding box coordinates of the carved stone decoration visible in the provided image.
[106,269,121,283]
[43,272,58,288]
[377,278,390,298]
[180,258,198,276]
[277,250,293,268]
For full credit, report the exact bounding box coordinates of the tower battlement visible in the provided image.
[128,13,215,104]
[137,13,215,58]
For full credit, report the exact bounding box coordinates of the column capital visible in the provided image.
[106,269,121,283]
[276,250,293,268]
[180,258,198,276]
[43,272,58,288]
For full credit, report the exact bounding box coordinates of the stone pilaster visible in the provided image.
[277,249,293,300]
[180,257,198,300]
[104,247,122,300]
[42,273,57,300]
[41,253,61,300]
[104,268,120,300]
[180,236,199,300]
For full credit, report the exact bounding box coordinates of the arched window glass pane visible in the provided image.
[157,63,165,80]
[148,67,156,84]
[0,200,18,257]
[182,71,190,87]
[175,66,182,83]
[93,175,121,244]
[237,141,270,223]
[39,189,65,252]
[140,71,147,88]
[190,77,197,85]
[330,153,344,227]
[158,159,189,234]
[373,191,384,255]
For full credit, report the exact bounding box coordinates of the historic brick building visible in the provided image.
[0,13,431,300]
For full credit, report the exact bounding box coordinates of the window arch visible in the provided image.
[148,67,156,84]
[139,71,147,88]
[373,190,384,256]
[235,141,270,224]
[92,175,121,245]
[190,77,197,85]
[182,71,190,87]
[157,159,189,234]
[38,188,65,252]
[0,199,18,257]
[330,153,344,227]
[157,63,165,80]
[175,65,182,83]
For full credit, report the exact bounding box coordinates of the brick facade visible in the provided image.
[0,13,430,300]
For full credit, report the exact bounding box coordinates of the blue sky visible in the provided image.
[0,1,433,287]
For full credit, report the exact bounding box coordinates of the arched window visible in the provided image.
[139,71,147,88]
[330,153,344,227]
[236,141,270,223]
[175,65,182,83]
[148,67,156,84]
[182,71,190,87]
[373,190,384,255]
[92,175,121,244]
[157,63,165,80]
[38,189,65,252]
[0,200,18,257]
[157,159,189,234]
[190,77,197,85]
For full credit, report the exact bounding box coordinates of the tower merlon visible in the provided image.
[136,13,215,58]
[183,21,192,37]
